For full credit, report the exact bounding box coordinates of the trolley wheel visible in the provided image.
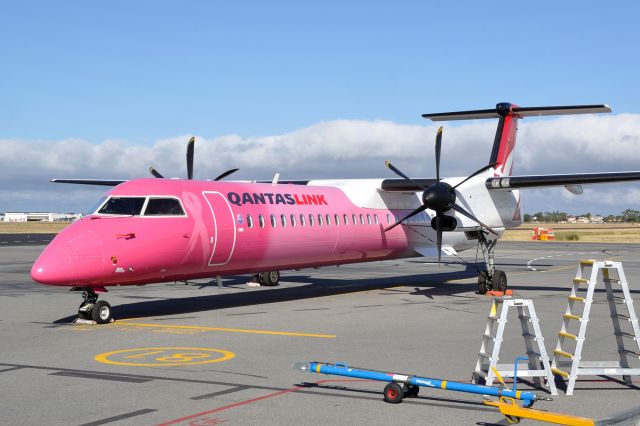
[493,270,508,292]
[405,385,419,398]
[478,271,489,294]
[383,382,404,404]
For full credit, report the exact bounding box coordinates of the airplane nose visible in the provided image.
[31,244,78,285]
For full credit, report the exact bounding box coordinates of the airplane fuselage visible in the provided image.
[31,176,520,288]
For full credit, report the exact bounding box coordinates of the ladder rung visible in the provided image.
[478,351,492,359]
[619,349,640,357]
[563,313,582,321]
[559,331,578,340]
[573,278,589,284]
[613,314,631,320]
[483,333,495,340]
[487,316,497,321]
[569,295,585,302]
[554,349,574,359]
[522,332,537,340]
[518,315,531,321]
[552,367,570,377]
[580,259,595,265]
[527,351,542,359]
[615,331,637,339]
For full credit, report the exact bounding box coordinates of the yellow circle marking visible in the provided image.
[95,347,235,367]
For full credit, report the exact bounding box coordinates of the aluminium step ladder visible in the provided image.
[551,259,640,395]
[472,297,558,395]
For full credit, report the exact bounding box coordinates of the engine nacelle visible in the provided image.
[431,215,457,232]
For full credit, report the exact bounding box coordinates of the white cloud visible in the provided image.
[1,114,640,214]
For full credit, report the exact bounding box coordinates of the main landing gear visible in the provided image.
[476,232,508,295]
[254,271,280,286]
[75,287,114,324]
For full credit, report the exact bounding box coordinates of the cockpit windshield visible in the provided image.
[98,197,146,215]
[144,198,185,216]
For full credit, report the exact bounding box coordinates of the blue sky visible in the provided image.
[2,1,640,214]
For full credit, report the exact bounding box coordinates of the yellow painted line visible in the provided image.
[113,321,335,339]
[95,347,235,367]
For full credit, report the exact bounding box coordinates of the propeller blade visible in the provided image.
[214,168,239,181]
[450,203,498,235]
[149,166,164,178]
[435,126,443,182]
[385,161,428,191]
[436,213,443,264]
[186,136,195,180]
[452,162,498,189]
[384,204,429,232]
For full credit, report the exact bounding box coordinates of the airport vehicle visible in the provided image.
[31,102,640,323]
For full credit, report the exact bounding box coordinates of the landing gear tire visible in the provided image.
[493,270,508,292]
[383,382,404,404]
[259,271,280,286]
[91,300,113,324]
[478,271,489,294]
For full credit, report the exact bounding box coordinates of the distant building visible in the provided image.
[567,216,577,223]
[2,212,81,222]
[591,215,604,223]
[577,216,590,224]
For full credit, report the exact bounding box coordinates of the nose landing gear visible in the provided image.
[74,287,114,324]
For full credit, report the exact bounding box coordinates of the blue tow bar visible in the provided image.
[294,358,548,407]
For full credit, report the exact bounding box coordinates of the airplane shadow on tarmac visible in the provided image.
[53,264,482,323]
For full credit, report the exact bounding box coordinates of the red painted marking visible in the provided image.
[156,379,370,425]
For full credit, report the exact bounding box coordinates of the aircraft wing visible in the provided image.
[485,171,640,190]
[51,179,127,186]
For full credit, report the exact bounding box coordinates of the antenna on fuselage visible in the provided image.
[272,172,280,185]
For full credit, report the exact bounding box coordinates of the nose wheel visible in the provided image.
[75,287,114,324]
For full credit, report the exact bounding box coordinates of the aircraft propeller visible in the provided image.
[149,137,239,181]
[384,126,498,263]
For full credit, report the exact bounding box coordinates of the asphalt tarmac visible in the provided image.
[1,241,639,425]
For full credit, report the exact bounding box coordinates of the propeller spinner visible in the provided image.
[384,127,498,263]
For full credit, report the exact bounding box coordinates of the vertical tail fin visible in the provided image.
[489,103,520,177]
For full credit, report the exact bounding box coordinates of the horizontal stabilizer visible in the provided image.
[51,179,127,186]
[422,104,611,121]
[486,171,640,190]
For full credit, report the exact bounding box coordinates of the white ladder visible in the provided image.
[551,259,640,395]
[472,297,558,395]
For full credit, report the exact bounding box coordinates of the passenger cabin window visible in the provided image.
[318,214,323,226]
[290,214,296,227]
[247,214,254,228]
[309,214,315,227]
[335,214,340,226]
[360,214,365,225]
[326,214,331,225]
[144,198,185,216]
[367,214,371,225]
[281,214,287,227]
[99,197,145,215]
[270,214,277,228]
[343,214,348,225]
[387,213,391,224]
[374,214,379,224]
[352,214,357,225]
[300,214,306,227]
[259,214,265,228]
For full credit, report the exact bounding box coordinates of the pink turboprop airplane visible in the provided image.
[31,103,640,324]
